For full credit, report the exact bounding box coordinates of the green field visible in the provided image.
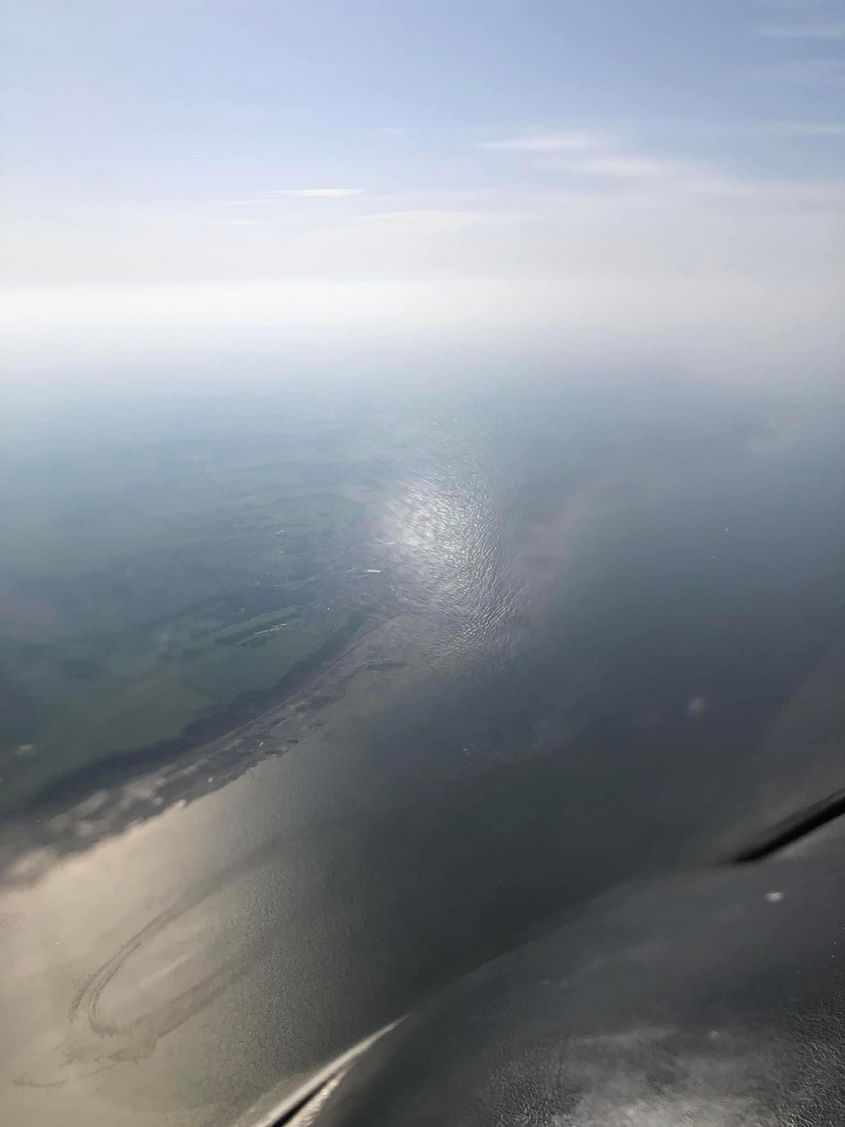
[0,390,400,808]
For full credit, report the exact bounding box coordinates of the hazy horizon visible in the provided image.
[3,0,844,391]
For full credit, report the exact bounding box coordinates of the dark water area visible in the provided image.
[1,364,845,1125]
[6,371,844,855]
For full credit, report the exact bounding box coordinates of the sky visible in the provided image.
[2,0,843,380]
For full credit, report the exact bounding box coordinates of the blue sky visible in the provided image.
[2,0,843,380]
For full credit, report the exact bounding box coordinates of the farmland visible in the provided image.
[0,388,401,808]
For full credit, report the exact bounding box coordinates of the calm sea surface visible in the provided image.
[1,363,844,1126]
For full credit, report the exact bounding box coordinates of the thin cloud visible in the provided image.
[215,199,267,207]
[276,188,366,198]
[537,156,688,178]
[757,120,845,135]
[476,132,609,153]
[756,20,845,38]
[532,146,845,210]
[349,209,526,234]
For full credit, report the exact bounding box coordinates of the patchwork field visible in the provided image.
[0,390,401,808]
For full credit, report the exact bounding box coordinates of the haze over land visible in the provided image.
[2,0,844,868]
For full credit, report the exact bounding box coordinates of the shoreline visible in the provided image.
[0,607,394,882]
